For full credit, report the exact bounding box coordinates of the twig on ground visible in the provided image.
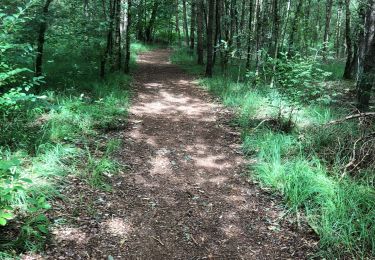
[151,236,165,246]
[190,234,199,246]
[326,112,375,125]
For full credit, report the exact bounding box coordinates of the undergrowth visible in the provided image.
[171,48,375,258]
[0,42,146,256]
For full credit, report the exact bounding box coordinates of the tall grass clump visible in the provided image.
[172,47,375,258]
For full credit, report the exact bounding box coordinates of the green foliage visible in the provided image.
[258,52,333,104]
[172,48,375,257]
[0,2,42,111]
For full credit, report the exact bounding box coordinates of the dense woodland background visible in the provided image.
[0,0,375,258]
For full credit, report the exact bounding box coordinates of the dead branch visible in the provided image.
[326,112,375,125]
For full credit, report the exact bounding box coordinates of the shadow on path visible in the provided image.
[42,49,317,260]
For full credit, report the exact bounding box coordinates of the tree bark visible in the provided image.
[145,1,158,42]
[350,2,366,78]
[254,0,261,73]
[270,0,279,87]
[288,0,303,57]
[35,0,54,78]
[190,0,196,49]
[100,0,116,78]
[357,0,375,110]
[322,0,333,61]
[182,0,190,45]
[335,0,343,58]
[197,0,204,64]
[136,0,145,41]
[176,0,182,45]
[213,0,221,64]
[124,0,132,74]
[343,0,353,79]
[246,0,254,69]
[113,0,122,71]
[205,0,215,77]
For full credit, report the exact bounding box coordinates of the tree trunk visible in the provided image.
[348,3,365,79]
[113,0,122,71]
[145,1,158,42]
[182,0,190,45]
[35,0,54,79]
[124,0,132,74]
[322,0,333,61]
[302,0,312,55]
[205,0,215,77]
[212,0,221,64]
[343,0,353,79]
[357,0,375,110]
[288,0,303,57]
[197,0,204,64]
[190,0,196,49]
[280,0,291,53]
[100,0,116,78]
[136,0,145,41]
[176,0,182,46]
[254,0,261,73]
[270,0,279,87]
[246,0,254,69]
[271,0,279,56]
[334,0,343,58]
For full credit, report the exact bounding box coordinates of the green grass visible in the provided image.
[0,42,150,255]
[172,47,375,258]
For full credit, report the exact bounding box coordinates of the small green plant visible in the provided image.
[0,157,27,226]
[272,53,332,104]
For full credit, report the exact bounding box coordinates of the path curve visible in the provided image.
[43,49,316,259]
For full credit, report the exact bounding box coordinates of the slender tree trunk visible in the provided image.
[343,0,353,79]
[113,0,122,71]
[190,0,196,49]
[220,0,230,73]
[176,0,182,46]
[239,0,246,38]
[35,0,54,79]
[205,0,215,77]
[213,0,221,64]
[229,0,236,50]
[357,0,375,110]
[334,0,343,58]
[136,0,144,41]
[270,0,279,87]
[182,0,189,45]
[197,0,204,64]
[254,0,261,73]
[145,1,158,42]
[288,0,303,57]
[101,0,116,78]
[271,0,279,55]
[124,0,132,74]
[280,0,291,52]
[322,0,333,61]
[234,0,242,56]
[349,4,366,80]
[302,0,312,55]
[246,0,254,69]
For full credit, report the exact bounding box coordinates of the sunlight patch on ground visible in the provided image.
[52,227,88,245]
[103,217,132,238]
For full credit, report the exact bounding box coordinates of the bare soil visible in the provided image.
[32,49,318,259]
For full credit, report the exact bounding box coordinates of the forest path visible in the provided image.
[43,49,316,259]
